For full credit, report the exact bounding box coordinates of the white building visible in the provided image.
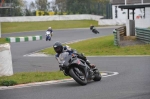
[111,0,150,20]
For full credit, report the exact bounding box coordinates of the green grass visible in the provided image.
[0,71,70,86]
[0,38,9,44]
[41,35,150,55]
[2,20,98,33]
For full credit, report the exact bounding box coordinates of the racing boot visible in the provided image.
[86,60,96,68]
[86,60,98,72]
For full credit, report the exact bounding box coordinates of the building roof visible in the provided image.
[118,4,150,9]
[111,0,150,5]
[144,0,150,3]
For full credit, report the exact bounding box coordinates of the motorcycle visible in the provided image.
[90,26,99,34]
[92,28,99,34]
[46,31,51,41]
[61,52,101,85]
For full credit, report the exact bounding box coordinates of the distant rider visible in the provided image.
[90,24,95,30]
[53,41,96,70]
[46,27,53,37]
[90,24,99,33]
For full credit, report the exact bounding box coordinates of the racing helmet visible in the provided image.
[53,41,63,54]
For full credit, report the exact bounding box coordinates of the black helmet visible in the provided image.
[53,41,63,54]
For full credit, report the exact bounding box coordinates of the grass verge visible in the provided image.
[40,35,150,55]
[0,71,70,86]
[0,38,9,44]
[2,20,98,33]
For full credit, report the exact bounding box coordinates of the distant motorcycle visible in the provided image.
[46,31,51,41]
[90,26,99,34]
[92,28,99,34]
[61,52,101,85]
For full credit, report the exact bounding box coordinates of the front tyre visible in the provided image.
[93,70,102,81]
[69,67,87,85]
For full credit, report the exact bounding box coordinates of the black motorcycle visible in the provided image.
[92,28,99,34]
[90,26,99,34]
[61,53,101,85]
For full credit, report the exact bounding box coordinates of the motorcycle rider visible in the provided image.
[90,24,94,30]
[53,41,96,71]
[90,24,99,33]
[47,27,53,37]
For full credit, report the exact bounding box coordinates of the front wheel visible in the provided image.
[69,67,87,85]
[49,37,51,41]
[93,70,102,81]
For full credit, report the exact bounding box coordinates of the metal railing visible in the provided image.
[136,28,150,43]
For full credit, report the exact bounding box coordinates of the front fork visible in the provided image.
[84,65,94,80]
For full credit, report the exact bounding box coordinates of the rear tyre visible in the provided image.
[69,67,87,85]
[95,30,99,34]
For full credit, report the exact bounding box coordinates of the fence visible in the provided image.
[136,28,150,43]
[113,26,126,46]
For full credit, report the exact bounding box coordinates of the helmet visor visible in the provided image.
[54,46,62,53]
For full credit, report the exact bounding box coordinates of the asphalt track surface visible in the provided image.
[2,27,118,73]
[1,27,150,99]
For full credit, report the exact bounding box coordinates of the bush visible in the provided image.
[0,80,17,86]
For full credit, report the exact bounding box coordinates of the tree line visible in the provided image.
[0,0,111,18]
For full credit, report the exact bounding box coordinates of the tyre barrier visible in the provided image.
[6,35,42,43]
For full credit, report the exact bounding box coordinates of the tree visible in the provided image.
[11,0,25,16]
[55,0,67,13]
[55,0,110,15]
[35,0,51,11]
[51,0,57,13]
[30,1,36,11]
[0,0,25,16]
[24,1,36,16]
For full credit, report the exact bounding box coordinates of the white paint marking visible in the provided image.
[101,71,119,77]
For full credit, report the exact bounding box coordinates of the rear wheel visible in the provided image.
[95,30,99,34]
[69,67,87,85]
